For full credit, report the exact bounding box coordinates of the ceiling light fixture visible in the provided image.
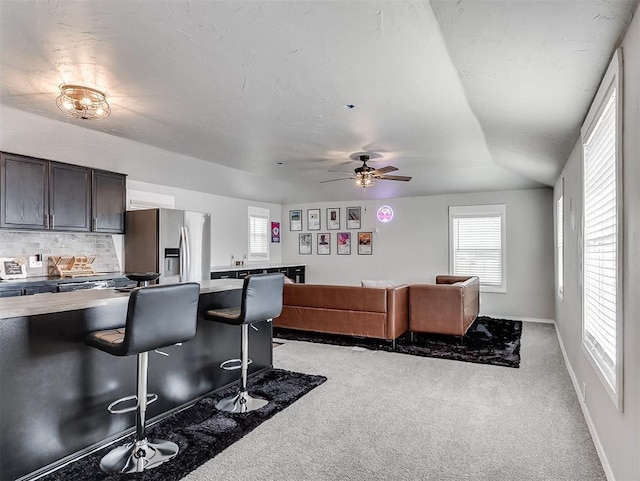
[355,172,375,188]
[56,84,111,120]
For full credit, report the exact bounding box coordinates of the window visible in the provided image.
[556,192,564,299]
[449,204,506,293]
[581,49,622,407]
[248,206,269,261]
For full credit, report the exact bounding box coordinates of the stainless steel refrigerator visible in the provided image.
[124,208,211,283]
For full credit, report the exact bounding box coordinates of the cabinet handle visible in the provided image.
[45,214,49,229]
[92,218,97,230]
[50,214,55,229]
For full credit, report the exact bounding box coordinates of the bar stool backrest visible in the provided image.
[239,273,284,325]
[123,282,201,355]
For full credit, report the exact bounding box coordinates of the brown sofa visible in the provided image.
[273,283,409,343]
[409,275,480,336]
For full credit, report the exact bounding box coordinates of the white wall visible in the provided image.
[553,8,640,481]
[127,180,281,268]
[0,109,283,270]
[282,188,555,320]
[0,105,314,205]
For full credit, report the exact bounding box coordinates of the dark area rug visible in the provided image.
[41,369,326,481]
[274,316,522,368]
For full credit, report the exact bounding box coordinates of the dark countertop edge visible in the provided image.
[210,263,305,273]
[0,272,127,288]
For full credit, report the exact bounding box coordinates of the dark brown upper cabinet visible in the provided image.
[92,170,126,233]
[1,152,126,234]
[49,162,92,231]
[1,153,49,230]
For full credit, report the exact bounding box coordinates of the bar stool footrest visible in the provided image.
[107,393,158,414]
[219,358,252,371]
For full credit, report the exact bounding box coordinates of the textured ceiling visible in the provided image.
[0,1,637,203]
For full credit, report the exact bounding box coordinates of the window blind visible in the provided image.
[583,88,618,390]
[249,214,269,259]
[451,213,503,288]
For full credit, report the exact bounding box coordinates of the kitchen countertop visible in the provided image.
[0,279,243,319]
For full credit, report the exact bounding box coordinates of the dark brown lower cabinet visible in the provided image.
[211,265,305,283]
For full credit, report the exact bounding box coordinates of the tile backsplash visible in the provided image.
[0,231,121,277]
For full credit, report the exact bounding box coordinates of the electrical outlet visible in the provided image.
[29,255,43,268]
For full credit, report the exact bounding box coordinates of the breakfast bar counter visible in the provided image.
[0,280,272,480]
[0,279,243,319]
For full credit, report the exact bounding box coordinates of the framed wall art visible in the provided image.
[271,222,280,243]
[327,208,340,230]
[357,231,372,255]
[307,209,321,230]
[0,257,27,279]
[289,209,302,231]
[317,233,331,255]
[299,233,312,254]
[337,232,351,255]
[347,206,361,229]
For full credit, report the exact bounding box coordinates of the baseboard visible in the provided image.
[483,314,555,324]
[553,323,615,481]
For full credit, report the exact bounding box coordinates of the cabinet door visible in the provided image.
[92,170,126,233]
[23,285,57,295]
[0,153,48,229]
[210,271,237,280]
[49,162,91,231]
[0,288,22,298]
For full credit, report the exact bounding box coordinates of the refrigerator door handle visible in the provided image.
[180,226,191,282]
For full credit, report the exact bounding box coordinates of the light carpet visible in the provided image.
[184,322,604,481]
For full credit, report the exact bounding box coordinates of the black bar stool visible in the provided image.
[205,273,284,413]
[85,282,200,473]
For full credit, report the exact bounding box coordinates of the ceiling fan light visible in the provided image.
[56,84,111,120]
[355,172,375,188]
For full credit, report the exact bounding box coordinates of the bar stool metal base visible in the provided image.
[99,438,179,473]
[216,390,268,413]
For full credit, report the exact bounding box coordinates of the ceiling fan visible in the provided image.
[321,154,412,188]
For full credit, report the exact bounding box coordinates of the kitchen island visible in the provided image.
[0,280,273,480]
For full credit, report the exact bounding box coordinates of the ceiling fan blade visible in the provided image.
[328,170,355,174]
[372,165,398,175]
[377,175,412,182]
[320,177,353,183]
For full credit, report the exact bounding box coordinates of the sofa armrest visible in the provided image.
[461,277,480,323]
[409,283,466,335]
[386,285,409,339]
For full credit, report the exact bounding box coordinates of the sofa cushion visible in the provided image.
[283,284,387,313]
[361,280,402,288]
[275,283,409,341]
[276,306,388,338]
